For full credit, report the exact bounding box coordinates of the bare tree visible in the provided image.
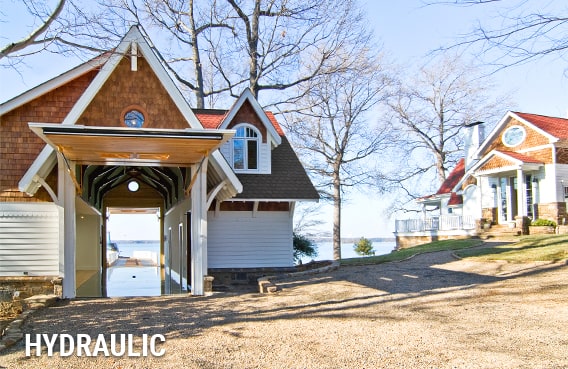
[383,54,504,214]
[283,50,393,260]
[96,0,366,108]
[1,0,115,65]
[0,0,66,59]
[429,1,568,68]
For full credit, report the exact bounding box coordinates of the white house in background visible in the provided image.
[395,111,568,248]
[0,25,318,298]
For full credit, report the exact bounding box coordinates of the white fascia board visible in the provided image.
[134,26,203,129]
[469,150,506,173]
[18,145,56,195]
[0,56,107,116]
[474,112,512,158]
[61,25,201,128]
[210,151,243,195]
[510,112,559,142]
[219,89,282,145]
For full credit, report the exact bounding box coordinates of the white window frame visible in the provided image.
[232,123,261,173]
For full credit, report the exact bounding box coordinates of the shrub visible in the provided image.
[354,237,375,256]
[531,219,557,227]
[293,233,318,262]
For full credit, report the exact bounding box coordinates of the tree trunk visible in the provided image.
[189,0,205,108]
[332,172,341,260]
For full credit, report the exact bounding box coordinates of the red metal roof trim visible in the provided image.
[498,150,544,164]
[193,109,285,136]
[436,158,465,195]
[447,192,463,207]
[514,112,568,140]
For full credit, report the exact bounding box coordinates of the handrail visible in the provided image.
[395,215,476,233]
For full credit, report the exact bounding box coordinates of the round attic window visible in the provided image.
[124,109,145,128]
[502,125,526,147]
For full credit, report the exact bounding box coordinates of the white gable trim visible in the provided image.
[61,26,202,129]
[476,111,558,157]
[0,56,107,115]
[18,25,242,197]
[470,150,543,176]
[510,112,559,142]
[219,88,282,146]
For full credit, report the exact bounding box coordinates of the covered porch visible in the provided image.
[23,124,240,298]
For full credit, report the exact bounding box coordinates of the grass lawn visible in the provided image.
[454,234,568,263]
[340,238,483,265]
[340,235,568,265]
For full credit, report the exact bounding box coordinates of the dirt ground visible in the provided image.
[1,249,567,369]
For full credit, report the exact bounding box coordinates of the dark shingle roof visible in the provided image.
[193,109,319,201]
[235,136,319,200]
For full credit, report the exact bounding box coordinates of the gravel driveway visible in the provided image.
[1,249,567,369]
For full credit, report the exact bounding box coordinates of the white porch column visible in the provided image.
[517,169,526,217]
[57,154,77,298]
[190,157,208,295]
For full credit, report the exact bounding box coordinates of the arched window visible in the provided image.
[233,124,259,170]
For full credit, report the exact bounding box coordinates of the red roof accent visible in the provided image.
[265,111,285,136]
[194,111,227,129]
[193,109,285,136]
[498,150,544,164]
[436,158,465,195]
[514,112,568,140]
[448,192,463,207]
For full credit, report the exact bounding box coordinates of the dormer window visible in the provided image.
[233,124,259,171]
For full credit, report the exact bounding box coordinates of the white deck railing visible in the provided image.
[395,215,476,233]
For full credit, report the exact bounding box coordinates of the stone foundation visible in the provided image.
[396,233,473,249]
[528,226,557,235]
[536,202,567,225]
[208,267,297,288]
[0,277,62,299]
[481,208,498,224]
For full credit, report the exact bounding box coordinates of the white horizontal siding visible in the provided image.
[207,211,293,268]
[0,203,60,276]
[259,142,271,174]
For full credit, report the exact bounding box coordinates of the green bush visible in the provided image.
[293,233,318,262]
[531,219,557,227]
[354,237,375,256]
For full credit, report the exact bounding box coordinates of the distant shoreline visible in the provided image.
[113,238,397,244]
[312,237,395,243]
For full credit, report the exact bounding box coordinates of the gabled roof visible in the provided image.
[477,111,566,156]
[417,159,465,203]
[218,89,282,146]
[61,25,202,128]
[470,149,544,175]
[513,112,568,140]
[192,108,285,137]
[436,159,465,195]
[234,136,319,201]
[0,54,108,115]
[16,25,240,196]
[193,108,318,201]
[498,150,544,164]
[447,192,463,207]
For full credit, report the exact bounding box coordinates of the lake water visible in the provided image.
[114,240,396,265]
[114,241,160,258]
[301,241,396,263]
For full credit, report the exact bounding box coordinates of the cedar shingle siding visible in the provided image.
[0,71,97,202]
[77,57,188,129]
